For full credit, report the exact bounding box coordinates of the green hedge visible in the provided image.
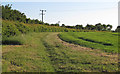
[2,21,21,38]
[2,20,95,39]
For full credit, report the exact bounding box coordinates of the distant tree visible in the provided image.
[34,19,39,24]
[44,23,49,26]
[55,23,59,26]
[2,4,45,25]
[26,18,31,23]
[115,26,120,32]
[102,24,107,31]
[95,23,102,31]
[65,26,75,29]
[75,25,83,29]
[85,24,93,30]
[50,23,59,26]
[2,4,11,20]
[90,25,96,30]
[107,24,112,31]
[61,24,65,27]
[28,19,35,24]
[51,24,55,26]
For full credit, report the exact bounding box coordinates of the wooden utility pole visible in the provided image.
[40,10,46,25]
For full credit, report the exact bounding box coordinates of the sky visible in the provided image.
[1,0,119,2]
[1,1,119,30]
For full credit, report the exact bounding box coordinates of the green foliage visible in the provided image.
[107,24,112,31]
[115,26,120,32]
[2,21,21,38]
[2,4,43,25]
[85,23,113,31]
[2,4,26,23]
[85,24,95,30]
[95,23,103,31]
[44,23,49,26]
[15,23,30,33]
[75,25,83,29]
[59,32,118,53]
[50,23,59,26]
[2,20,32,39]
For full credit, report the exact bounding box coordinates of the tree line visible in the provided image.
[1,4,116,31]
[62,23,113,31]
[2,4,43,24]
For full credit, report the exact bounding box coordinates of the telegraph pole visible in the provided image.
[40,10,46,25]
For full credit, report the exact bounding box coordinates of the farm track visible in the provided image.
[42,33,118,72]
[43,33,117,58]
[2,32,118,72]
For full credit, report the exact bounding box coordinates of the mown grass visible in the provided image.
[40,32,118,72]
[58,32,118,53]
[2,33,55,72]
[2,32,118,72]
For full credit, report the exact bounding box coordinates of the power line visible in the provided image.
[40,9,46,25]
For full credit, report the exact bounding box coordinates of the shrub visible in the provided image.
[15,23,30,33]
[2,21,21,38]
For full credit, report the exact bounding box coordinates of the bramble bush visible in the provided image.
[15,23,30,34]
[2,20,83,38]
[2,21,21,38]
[2,20,96,40]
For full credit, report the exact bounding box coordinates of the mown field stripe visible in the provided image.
[58,32,118,53]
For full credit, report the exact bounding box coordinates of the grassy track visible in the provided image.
[59,32,118,53]
[2,33,55,72]
[2,32,118,72]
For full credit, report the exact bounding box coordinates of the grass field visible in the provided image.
[59,32,118,53]
[2,32,118,72]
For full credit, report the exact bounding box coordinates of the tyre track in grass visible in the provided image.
[41,33,71,72]
[42,32,118,72]
[2,33,55,72]
[57,33,118,58]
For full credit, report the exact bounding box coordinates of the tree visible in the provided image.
[51,24,55,26]
[75,25,83,29]
[65,26,75,29]
[26,18,31,23]
[44,23,49,26]
[35,19,39,24]
[102,24,107,31]
[50,24,59,26]
[107,24,112,31]
[55,24,59,26]
[30,20,35,24]
[2,4,44,25]
[95,23,102,31]
[85,24,93,30]
[61,24,65,27]
[115,26,120,32]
